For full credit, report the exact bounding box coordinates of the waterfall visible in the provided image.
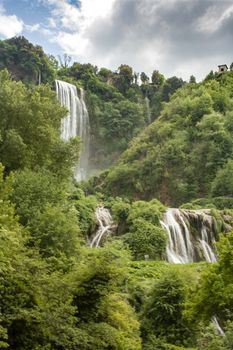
[160,209,194,263]
[55,80,90,181]
[160,208,217,264]
[212,316,225,336]
[90,207,113,248]
[199,227,216,263]
[145,97,151,124]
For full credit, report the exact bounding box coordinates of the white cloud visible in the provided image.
[25,23,41,32]
[48,17,57,28]
[0,5,24,38]
[34,0,233,80]
[42,0,81,31]
[23,21,53,37]
[42,0,116,58]
[55,31,89,56]
[196,4,233,34]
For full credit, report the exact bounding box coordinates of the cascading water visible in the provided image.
[212,316,225,336]
[90,207,113,248]
[160,209,194,263]
[199,227,216,263]
[160,208,217,264]
[55,80,90,181]
[145,97,151,124]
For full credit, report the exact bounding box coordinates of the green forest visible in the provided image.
[1,36,233,350]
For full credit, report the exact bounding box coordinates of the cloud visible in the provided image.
[17,0,233,80]
[41,0,115,60]
[25,23,41,32]
[196,3,233,34]
[55,31,89,56]
[78,0,233,80]
[41,0,82,31]
[48,17,57,29]
[0,5,24,38]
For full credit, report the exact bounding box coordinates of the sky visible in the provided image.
[0,0,233,81]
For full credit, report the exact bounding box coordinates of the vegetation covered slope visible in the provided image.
[1,36,233,350]
[0,36,56,84]
[101,72,233,206]
[0,69,143,350]
[0,69,79,177]
[58,62,184,172]
[0,36,186,172]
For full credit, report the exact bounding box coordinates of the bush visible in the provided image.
[142,271,191,346]
[124,219,167,260]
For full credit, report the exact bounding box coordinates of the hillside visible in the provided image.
[0,35,233,350]
[0,36,186,172]
[100,72,233,206]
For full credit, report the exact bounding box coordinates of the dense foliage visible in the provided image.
[110,198,167,260]
[1,36,233,350]
[0,69,79,177]
[0,36,56,84]
[0,36,186,172]
[101,72,233,205]
[57,61,184,171]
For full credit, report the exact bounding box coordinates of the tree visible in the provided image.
[142,271,190,346]
[189,75,196,83]
[0,36,55,83]
[0,70,79,177]
[188,230,233,338]
[123,219,166,260]
[58,53,72,68]
[31,204,81,260]
[211,159,233,197]
[151,70,165,89]
[140,72,149,84]
[11,169,82,262]
[72,243,142,350]
[98,67,112,82]
[134,72,139,84]
[115,64,134,94]
[0,163,81,349]
[162,76,184,101]
[111,199,167,260]
[205,70,216,81]
[67,62,98,85]
[0,163,18,231]
[99,100,144,146]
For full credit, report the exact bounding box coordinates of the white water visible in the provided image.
[160,209,193,263]
[161,208,216,264]
[55,80,90,181]
[90,207,113,248]
[199,227,216,263]
[212,316,225,336]
[145,97,151,124]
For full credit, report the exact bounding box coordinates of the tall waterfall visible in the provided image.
[55,80,90,181]
[160,208,217,264]
[90,207,113,248]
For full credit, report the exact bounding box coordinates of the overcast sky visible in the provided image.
[0,0,233,81]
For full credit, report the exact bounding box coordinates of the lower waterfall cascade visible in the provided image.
[90,207,113,248]
[212,316,225,336]
[160,208,224,264]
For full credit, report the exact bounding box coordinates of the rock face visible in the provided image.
[160,208,230,264]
